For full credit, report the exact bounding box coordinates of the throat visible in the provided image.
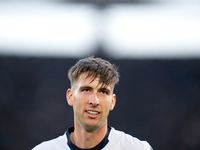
[69,126,110,149]
[71,131,100,149]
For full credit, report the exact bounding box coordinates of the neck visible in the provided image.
[70,123,108,149]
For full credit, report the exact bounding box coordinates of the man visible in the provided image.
[32,57,152,150]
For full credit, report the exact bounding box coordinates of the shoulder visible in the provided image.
[32,133,69,150]
[106,127,152,150]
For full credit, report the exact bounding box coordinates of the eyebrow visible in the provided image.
[100,87,110,91]
[79,86,93,90]
[99,87,111,94]
[79,86,111,93]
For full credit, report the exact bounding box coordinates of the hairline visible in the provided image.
[71,72,116,92]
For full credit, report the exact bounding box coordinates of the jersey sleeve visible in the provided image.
[106,127,153,150]
[32,133,69,150]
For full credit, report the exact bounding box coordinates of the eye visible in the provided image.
[83,89,90,92]
[101,90,108,94]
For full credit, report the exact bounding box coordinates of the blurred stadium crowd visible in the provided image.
[0,0,200,150]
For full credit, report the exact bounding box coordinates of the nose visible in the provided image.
[89,92,99,106]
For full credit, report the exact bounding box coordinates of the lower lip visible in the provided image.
[86,111,99,118]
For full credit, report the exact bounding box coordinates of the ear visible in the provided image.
[66,89,73,106]
[110,94,116,110]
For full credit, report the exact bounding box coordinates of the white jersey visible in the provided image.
[32,127,152,150]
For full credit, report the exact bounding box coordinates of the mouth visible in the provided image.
[86,110,99,115]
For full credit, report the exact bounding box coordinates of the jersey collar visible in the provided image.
[66,126,111,150]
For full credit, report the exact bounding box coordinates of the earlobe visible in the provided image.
[110,94,116,110]
[66,89,73,106]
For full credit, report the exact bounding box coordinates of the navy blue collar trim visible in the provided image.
[66,126,111,150]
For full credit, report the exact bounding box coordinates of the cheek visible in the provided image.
[73,94,85,107]
[103,99,113,110]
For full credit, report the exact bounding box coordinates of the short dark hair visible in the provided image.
[68,56,119,89]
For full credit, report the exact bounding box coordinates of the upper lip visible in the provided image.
[85,109,100,113]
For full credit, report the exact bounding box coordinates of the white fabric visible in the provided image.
[32,127,151,150]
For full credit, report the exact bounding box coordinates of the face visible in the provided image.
[66,73,116,131]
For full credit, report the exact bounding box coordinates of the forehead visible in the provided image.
[78,73,101,85]
[76,73,112,90]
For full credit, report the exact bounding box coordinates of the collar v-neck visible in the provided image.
[66,126,111,150]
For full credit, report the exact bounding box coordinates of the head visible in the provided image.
[67,57,119,131]
[68,56,119,91]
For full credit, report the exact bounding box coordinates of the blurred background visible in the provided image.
[0,0,200,149]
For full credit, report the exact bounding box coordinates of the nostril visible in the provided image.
[89,99,99,106]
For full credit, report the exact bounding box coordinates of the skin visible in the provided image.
[66,73,116,149]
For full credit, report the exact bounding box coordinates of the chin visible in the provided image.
[83,123,102,132]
